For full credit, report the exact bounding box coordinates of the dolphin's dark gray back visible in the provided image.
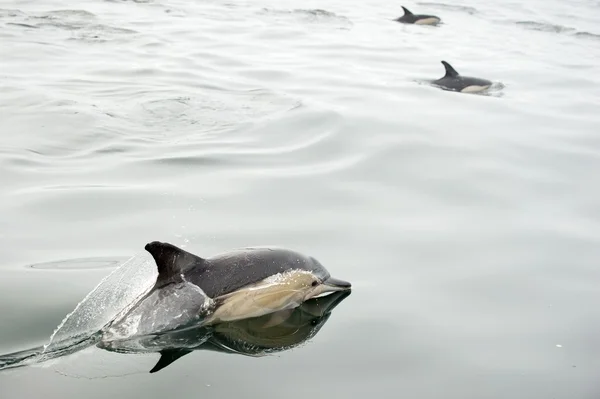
[189,247,330,298]
[145,242,330,298]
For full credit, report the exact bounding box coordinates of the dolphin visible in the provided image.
[432,60,493,93]
[396,6,441,25]
[102,241,351,341]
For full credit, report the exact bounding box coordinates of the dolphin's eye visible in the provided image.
[311,281,318,287]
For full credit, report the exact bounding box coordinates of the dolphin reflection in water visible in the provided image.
[101,290,351,373]
[0,288,351,374]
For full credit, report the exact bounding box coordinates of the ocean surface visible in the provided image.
[1,0,600,397]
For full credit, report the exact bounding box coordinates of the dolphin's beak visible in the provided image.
[308,276,351,299]
[323,277,351,290]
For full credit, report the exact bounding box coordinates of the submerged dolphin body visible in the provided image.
[102,241,351,341]
[99,290,351,373]
[432,61,493,93]
[396,6,441,25]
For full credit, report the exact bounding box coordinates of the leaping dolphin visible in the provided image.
[102,241,352,341]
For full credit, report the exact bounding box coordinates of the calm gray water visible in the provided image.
[1,0,600,397]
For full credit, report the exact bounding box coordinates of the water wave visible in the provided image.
[575,31,600,40]
[515,20,599,40]
[258,8,353,29]
[416,2,478,14]
[1,8,137,41]
[6,22,38,29]
[0,8,25,17]
[516,20,575,33]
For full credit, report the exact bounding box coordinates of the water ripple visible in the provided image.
[258,8,353,29]
[509,20,599,40]
[27,257,127,270]
[575,31,600,40]
[416,2,479,14]
[1,8,137,41]
[516,20,575,33]
[1,1,600,394]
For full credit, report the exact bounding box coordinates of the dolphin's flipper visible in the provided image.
[149,349,194,373]
[401,6,413,16]
[441,61,459,78]
[145,241,205,287]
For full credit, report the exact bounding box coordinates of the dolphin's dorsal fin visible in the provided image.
[149,349,193,373]
[441,61,459,78]
[402,6,413,16]
[145,241,204,286]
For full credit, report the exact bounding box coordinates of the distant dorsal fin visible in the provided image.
[402,6,413,16]
[441,61,459,78]
[145,241,204,287]
[149,349,193,373]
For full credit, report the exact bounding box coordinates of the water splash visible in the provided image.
[43,251,157,354]
[103,280,213,341]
